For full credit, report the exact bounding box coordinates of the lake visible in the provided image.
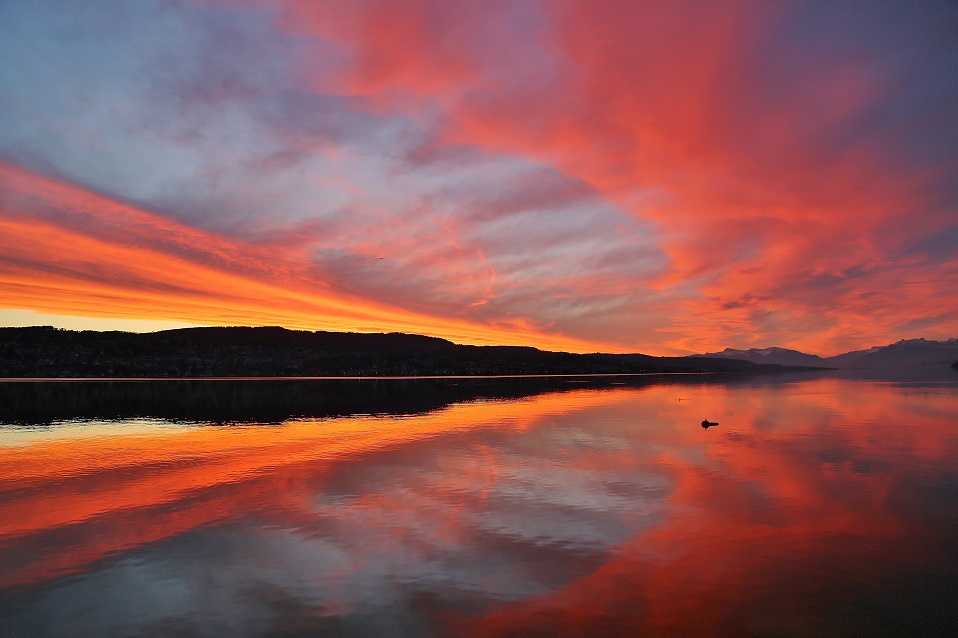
[1,371,956,636]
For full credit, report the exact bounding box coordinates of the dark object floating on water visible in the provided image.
[701,419,719,428]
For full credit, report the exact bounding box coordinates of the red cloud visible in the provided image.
[265,0,957,354]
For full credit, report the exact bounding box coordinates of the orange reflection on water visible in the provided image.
[0,388,630,589]
[1,377,956,636]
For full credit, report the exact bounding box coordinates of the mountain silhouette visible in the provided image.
[0,326,816,378]
[698,338,958,369]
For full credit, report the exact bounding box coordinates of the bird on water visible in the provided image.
[701,419,719,428]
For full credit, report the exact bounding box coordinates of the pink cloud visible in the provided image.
[261,0,957,353]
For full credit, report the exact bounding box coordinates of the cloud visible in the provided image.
[0,160,620,350]
[262,0,958,353]
[0,0,955,353]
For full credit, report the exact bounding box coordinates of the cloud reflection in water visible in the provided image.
[1,375,957,636]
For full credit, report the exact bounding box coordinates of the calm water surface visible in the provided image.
[1,372,956,636]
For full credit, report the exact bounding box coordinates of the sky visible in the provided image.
[0,0,955,356]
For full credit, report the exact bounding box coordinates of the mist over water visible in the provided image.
[1,372,957,636]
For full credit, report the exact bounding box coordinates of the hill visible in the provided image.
[0,326,815,378]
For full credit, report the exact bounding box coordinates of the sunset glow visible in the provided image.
[1,1,955,354]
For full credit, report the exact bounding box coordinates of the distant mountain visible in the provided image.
[697,338,958,369]
[0,326,813,378]
[828,338,958,369]
[699,347,829,368]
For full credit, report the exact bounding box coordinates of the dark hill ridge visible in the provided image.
[698,338,958,369]
[0,326,816,378]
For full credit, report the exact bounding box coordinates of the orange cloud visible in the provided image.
[0,161,617,352]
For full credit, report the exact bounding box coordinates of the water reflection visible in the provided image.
[1,373,957,636]
[0,375,690,425]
